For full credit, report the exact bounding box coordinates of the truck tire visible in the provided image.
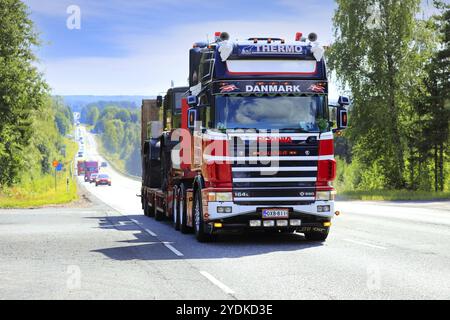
[193,190,214,243]
[179,184,190,234]
[144,199,154,217]
[155,204,164,221]
[143,199,149,217]
[173,186,180,231]
[304,228,329,242]
[146,195,155,218]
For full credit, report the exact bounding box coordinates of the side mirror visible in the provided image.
[336,107,348,130]
[187,95,198,107]
[188,108,197,129]
[156,96,163,108]
[338,96,350,107]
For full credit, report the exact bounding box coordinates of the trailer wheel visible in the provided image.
[179,184,191,234]
[143,197,150,217]
[304,228,329,242]
[146,195,155,218]
[193,190,214,243]
[173,186,180,231]
[155,203,164,221]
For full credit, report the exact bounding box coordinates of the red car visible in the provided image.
[96,174,111,186]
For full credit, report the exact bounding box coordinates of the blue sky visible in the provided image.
[23,0,434,97]
[23,0,340,96]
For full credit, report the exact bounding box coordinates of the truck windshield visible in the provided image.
[215,95,325,132]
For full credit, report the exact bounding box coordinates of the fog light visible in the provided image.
[317,205,331,213]
[276,220,288,227]
[263,220,275,227]
[217,206,232,214]
[250,220,261,227]
[323,222,332,227]
[214,223,223,228]
[290,219,302,226]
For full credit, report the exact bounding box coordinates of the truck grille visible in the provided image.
[229,136,319,205]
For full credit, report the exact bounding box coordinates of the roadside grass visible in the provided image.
[0,138,79,208]
[338,189,450,201]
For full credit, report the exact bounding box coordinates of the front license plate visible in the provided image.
[262,209,289,219]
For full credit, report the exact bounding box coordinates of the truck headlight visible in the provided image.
[316,191,336,201]
[208,192,233,202]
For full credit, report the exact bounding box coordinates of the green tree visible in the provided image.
[328,0,424,189]
[422,1,450,191]
[87,106,100,126]
[0,0,48,186]
[115,109,131,123]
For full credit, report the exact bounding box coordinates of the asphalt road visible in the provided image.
[0,126,449,300]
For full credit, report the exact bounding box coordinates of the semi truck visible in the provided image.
[140,32,348,242]
[77,160,86,176]
[83,161,99,182]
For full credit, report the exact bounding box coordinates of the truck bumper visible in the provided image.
[204,201,334,233]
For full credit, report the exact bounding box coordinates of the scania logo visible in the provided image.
[257,137,293,144]
[299,192,305,197]
[305,150,310,156]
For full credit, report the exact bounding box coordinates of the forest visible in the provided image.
[0,0,77,206]
[329,0,449,199]
[81,104,141,176]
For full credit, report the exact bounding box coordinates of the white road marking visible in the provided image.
[144,228,158,237]
[163,243,184,257]
[200,271,235,295]
[344,238,387,250]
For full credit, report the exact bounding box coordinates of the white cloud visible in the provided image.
[41,18,337,95]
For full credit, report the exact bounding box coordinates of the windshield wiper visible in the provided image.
[278,128,311,133]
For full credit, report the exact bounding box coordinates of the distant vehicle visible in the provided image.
[84,161,99,182]
[89,173,99,184]
[101,162,108,168]
[77,161,86,176]
[96,174,111,186]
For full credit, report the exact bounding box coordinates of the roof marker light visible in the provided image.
[295,32,303,41]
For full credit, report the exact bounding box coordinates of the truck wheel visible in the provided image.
[143,199,149,217]
[154,195,165,221]
[193,190,214,243]
[304,228,329,242]
[179,184,191,234]
[173,186,180,231]
[147,196,155,218]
